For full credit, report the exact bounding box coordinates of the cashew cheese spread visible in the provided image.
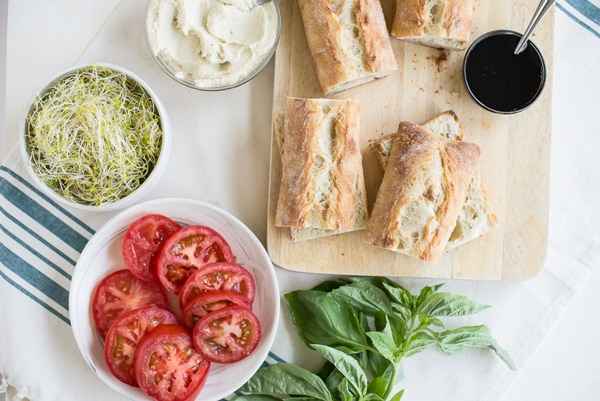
[146,0,279,88]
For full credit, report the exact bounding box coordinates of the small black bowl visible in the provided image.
[463,30,546,114]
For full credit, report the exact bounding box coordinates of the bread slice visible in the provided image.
[390,0,478,51]
[297,0,398,95]
[364,121,481,262]
[275,97,369,242]
[371,111,497,250]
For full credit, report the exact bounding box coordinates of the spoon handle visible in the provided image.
[514,0,556,55]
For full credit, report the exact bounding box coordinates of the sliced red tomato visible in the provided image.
[181,290,252,329]
[121,214,181,283]
[104,307,178,386]
[134,324,210,401]
[92,269,169,340]
[192,305,262,364]
[155,225,235,295]
[178,262,256,309]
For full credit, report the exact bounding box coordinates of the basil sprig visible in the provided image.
[236,277,515,401]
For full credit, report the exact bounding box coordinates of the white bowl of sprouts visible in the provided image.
[20,63,170,212]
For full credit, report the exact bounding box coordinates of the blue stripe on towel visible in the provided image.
[560,0,600,38]
[0,166,94,240]
[0,219,72,279]
[0,176,89,253]
[0,241,70,320]
[565,0,600,25]
[0,268,70,325]
[0,167,98,324]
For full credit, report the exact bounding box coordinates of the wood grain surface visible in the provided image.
[266,0,554,280]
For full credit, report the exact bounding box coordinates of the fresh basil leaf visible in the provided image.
[240,363,333,401]
[389,388,405,401]
[363,392,386,401]
[367,376,392,399]
[322,366,343,397]
[330,281,395,316]
[418,315,445,329]
[416,284,444,305]
[312,278,351,292]
[382,282,415,317]
[404,331,437,358]
[391,303,413,323]
[338,378,354,401]
[367,330,398,363]
[311,344,368,396]
[285,290,369,353]
[417,292,490,317]
[436,325,516,370]
[366,349,395,380]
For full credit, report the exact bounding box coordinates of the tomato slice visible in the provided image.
[156,225,235,295]
[92,269,169,340]
[121,214,181,283]
[192,305,262,364]
[178,262,256,309]
[134,324,210,401]
[181,290,252,329]
[103,307,178,386]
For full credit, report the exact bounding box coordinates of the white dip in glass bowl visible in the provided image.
[145,0,281,90]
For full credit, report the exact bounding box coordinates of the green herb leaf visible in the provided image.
[417,292,490,317]
[416,284,444,305]
[389,389,405,401]
[367,328,398,364]
[404,331,437,358]
[285,290,369,353]
[239,363,333,401]
[367,376,393,399]
[311,344,368,396]
[330,281,395,316]
[436,325,517,370]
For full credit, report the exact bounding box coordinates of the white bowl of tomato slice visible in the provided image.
[69,198,280,401]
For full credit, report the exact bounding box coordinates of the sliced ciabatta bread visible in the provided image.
[364,121,481,262]
[297,0,398,95]
[371,111,497,250]
[390,0,478,51]
[274,97,369,242]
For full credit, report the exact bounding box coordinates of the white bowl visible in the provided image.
[69,198,280,401]
[20,63,171,212]
[145,0,282,91]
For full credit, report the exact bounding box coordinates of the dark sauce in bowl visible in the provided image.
[463,30,546,114]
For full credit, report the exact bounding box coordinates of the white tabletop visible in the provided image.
[2,1,600,401]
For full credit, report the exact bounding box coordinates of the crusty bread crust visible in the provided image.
[371,110,497,251]
[298,0,398,95]
[391,0,478,50]
[275,97,368,235]
[364,121,481,262]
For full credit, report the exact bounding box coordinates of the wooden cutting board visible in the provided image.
[266,0,553,281]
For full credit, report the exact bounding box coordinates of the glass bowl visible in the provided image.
[20,63,171,212]
[462,30,546,114]
[145,0,282,91]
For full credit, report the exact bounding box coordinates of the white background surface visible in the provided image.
[1,1,600,400]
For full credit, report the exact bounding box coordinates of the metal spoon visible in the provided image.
[514,0,556,54]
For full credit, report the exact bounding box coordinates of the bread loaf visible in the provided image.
[364,121,481,262]
[390,0,478,50]
[275,97,369,241]
[371,111,497,250]
[297,0,398,95]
